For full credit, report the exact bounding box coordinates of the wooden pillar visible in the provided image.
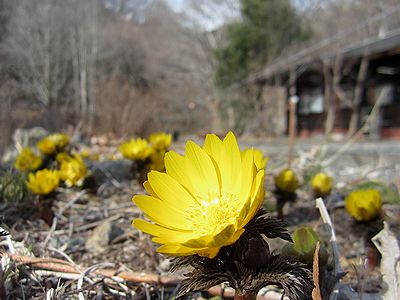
[288,68,298,168]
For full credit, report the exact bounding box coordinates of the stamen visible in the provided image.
[187,192,241,236]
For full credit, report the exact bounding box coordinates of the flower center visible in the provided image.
[187,192,241,236]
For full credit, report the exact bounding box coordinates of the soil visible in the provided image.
[1,137,399,299]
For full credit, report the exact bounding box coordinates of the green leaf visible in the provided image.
[292,227,319,254]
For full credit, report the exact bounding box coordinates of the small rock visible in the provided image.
[85,221,124,253]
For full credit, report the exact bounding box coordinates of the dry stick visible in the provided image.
[3,253,278,299]
[58,190,87,216]
[312,242,322,300]
[315,198,344,300]
[2,253,182,286]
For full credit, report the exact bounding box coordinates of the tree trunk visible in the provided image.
[323,60,335,135]
[347,54,369,137]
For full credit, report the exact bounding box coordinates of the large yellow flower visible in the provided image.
[241,148,268,171]
[345,189,382,221]
[149,132,172,150]
[274,168,299,193]
[311,172,333,196]
[37,133,70,155]
[133,132,265,258]
[119,138,153,160]
[59,155,87,187]
[27,169,59,195]
[14,147,42,171]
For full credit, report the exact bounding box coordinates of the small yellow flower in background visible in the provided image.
[108,154,119,161]
[149,150,166,172]
[119,138,153,160]
[37,133,70,155]
[56,152,71,163]
[311,172,333,196]
[133,132,265,258]
[241,148,268,170]
[14,147,42,171]
[80,149,90,158]
[149,132,172,150]
[345,189,382,221]
[274,168,299,193]
[27,169,59,195]
[59,155,88,187]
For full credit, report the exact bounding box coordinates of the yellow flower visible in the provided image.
[241,148,268,170]
[14,147,42,171]
[149,132,172,150]
[27,169,59,195]
[311,172,333,196]
[274,168,299,193]
[80,149,90,158]
[56,152,71,163]
[59,155,87,187]
[149,150,166,172]
[345,189,382,221]
[37,133,70,155]
[119,138,153,160]
[133,132,265,258]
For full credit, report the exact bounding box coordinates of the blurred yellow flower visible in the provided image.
[14,147,42,171]
[148,150,166,172]
[59,155,88,187]
[149,132,172,150]
[56,152,71,163]
[37,133,70,155]
[345,189,382,221]
[119,138,153,160]
[80,149,90,158]
[274,168,299,193]
[27,169,59,195]
[241,148,268,170]
[133,132,265,258]
[311,172,333,196]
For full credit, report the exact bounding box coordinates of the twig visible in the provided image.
[43,217,58,249]
[315,198,345,300]
[58,190,87,216]
[312,242,322,300]
[47,247,78,267]
[315,198,343,276]
[2,253,182,286]
[1,253,281,299]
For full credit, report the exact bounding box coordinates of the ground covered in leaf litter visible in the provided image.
[1,136,400,299]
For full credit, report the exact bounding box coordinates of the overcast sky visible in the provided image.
[165,0,240,31]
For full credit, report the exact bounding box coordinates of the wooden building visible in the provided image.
[248,27,400,139]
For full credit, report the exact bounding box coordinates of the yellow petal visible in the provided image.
[157,244,199,256]
[219,132,241,194]
[143,180,157,197]
[185,141,220,196]
[133,195,191,230]
[241,169,265,226]
[238,148,256,206]
[197,247,220,258]
[147,171,197,212]
[134,219,194,243]
[203,134,223,164]
[164,151,195,195]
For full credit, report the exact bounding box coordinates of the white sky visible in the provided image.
[165,0,240,31]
